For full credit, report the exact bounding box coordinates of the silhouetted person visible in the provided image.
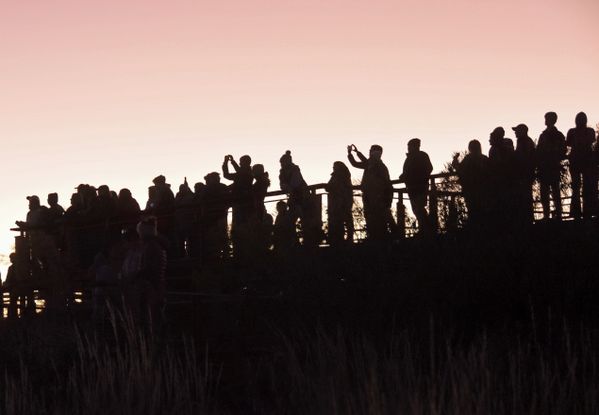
[151,175,176,212]
[202,172,230,260]
[513,124,536,223]
[273,201,298,253]
[566,112,596,219]
[90,248,120,324]
[279,150,309,221]
[252,164,271,222]
[146,185,158,211]
[16,195,49,229]
[489,127,517,174]
[174,179,195,257]
[90,184,119,251]
[121,217,167,327]
[76,184,97,211]
[90,184,118,229]
[91,185,118,223]
[537,112,566,220]
[148,175,176,252]
[45,192,65,250]
[400,139,433,233]
[4,253,34,317]
[188,182,206,258]
[4,253,17,286]
[110,190,119,207]
[116,188,141,223]
[452,140,490,227]
[252,164,272,253]
[16,195,52,272]
[16,196,65,311]
[347,144,395,241]
[325,161,354,246]
[279,150,320,246]
[194,182,205,198]
[64,193,86,268]
[47,193,64,223]
[223,155,254,256]
[488,127,517,226]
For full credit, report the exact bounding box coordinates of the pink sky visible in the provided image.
[1,0,598,277]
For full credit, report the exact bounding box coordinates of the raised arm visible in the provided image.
[230,158,240,172]
[348,151,367,169]
[222,156,236,181]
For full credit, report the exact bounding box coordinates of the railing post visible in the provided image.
[396,191,406,239]
[429,177,439,233]
[313,190,323,237]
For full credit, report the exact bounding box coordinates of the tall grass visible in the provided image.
[2,312,599,414]
[1,309,220,415]
[254,323,599,414]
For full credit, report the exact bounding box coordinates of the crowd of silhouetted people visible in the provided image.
[3,111,598,320]
[453,111,598,229]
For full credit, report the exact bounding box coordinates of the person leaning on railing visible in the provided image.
[278,150,311,235]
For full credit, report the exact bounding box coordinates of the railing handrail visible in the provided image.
[10,171,457,233]
[9,167,575,236]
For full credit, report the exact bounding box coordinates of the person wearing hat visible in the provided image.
[279,150,308,207]
[537,112,566,220]
[173,179,196,258]
[348,144,396,241]
[513,124,536,223]
[149,175,175,215]
[19,196,46,228]
[147,175,175,252]
[566,112,597,219]
[400,139,433,233]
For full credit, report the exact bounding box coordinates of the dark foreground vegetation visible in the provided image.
[3,221,599,414]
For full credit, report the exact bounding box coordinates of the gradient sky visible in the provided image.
[1,0,598,277]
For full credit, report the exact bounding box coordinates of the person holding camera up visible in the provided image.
[222,154,254,257]
[347,144,396,242]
